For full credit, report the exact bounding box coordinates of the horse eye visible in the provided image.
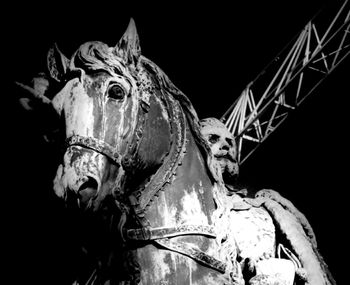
[107,84,126,100]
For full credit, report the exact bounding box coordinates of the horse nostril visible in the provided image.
[78,176,98,204]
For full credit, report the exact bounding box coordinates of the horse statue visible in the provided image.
[15,19,336,285]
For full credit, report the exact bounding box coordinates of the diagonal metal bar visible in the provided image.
[221,0,350,165]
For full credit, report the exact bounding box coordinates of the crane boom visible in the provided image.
[221,0,350,165]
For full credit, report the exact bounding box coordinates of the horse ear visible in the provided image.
[47,43,69,82]
[115,18,141,66]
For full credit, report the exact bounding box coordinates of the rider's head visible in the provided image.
[200,117,239,184]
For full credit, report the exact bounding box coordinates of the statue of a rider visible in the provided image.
[200,117,335,285]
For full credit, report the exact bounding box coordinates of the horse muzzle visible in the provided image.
[53,145,118,210]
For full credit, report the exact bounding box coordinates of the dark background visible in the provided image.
[5,0,348,283]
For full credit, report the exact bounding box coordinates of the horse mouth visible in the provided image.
[68,177,98,209]
[64,185,98,211]
[78,188,97,207]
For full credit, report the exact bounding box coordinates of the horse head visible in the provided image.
[40,20,185,215]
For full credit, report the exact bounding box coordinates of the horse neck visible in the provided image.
[122,86,217,227]
[141,121,217,228]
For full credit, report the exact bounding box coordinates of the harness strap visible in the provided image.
[126,224,226,274]
[155,238,227,274]
[66,135,121,165]
[126,224,216,240]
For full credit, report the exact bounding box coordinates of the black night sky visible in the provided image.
[5,0,349,283]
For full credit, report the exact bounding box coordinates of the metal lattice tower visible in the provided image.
[221,0,350,165]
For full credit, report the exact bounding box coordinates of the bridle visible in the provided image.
[66,135,121,165]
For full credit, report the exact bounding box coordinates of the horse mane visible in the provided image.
[70,41,129,75]
[139,55,222,184]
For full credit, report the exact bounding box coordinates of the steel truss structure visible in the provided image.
[221,0,350,164]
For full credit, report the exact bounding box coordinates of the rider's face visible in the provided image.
[201,124,239,181]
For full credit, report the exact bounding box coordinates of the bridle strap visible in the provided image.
[125,224,227,274]
[125,224,216,240]
[66,135,121,165]
[155,238,227,274]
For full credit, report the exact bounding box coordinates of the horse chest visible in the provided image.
[228,207,276,262]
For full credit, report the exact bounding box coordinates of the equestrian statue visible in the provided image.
[15,19,336,285]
